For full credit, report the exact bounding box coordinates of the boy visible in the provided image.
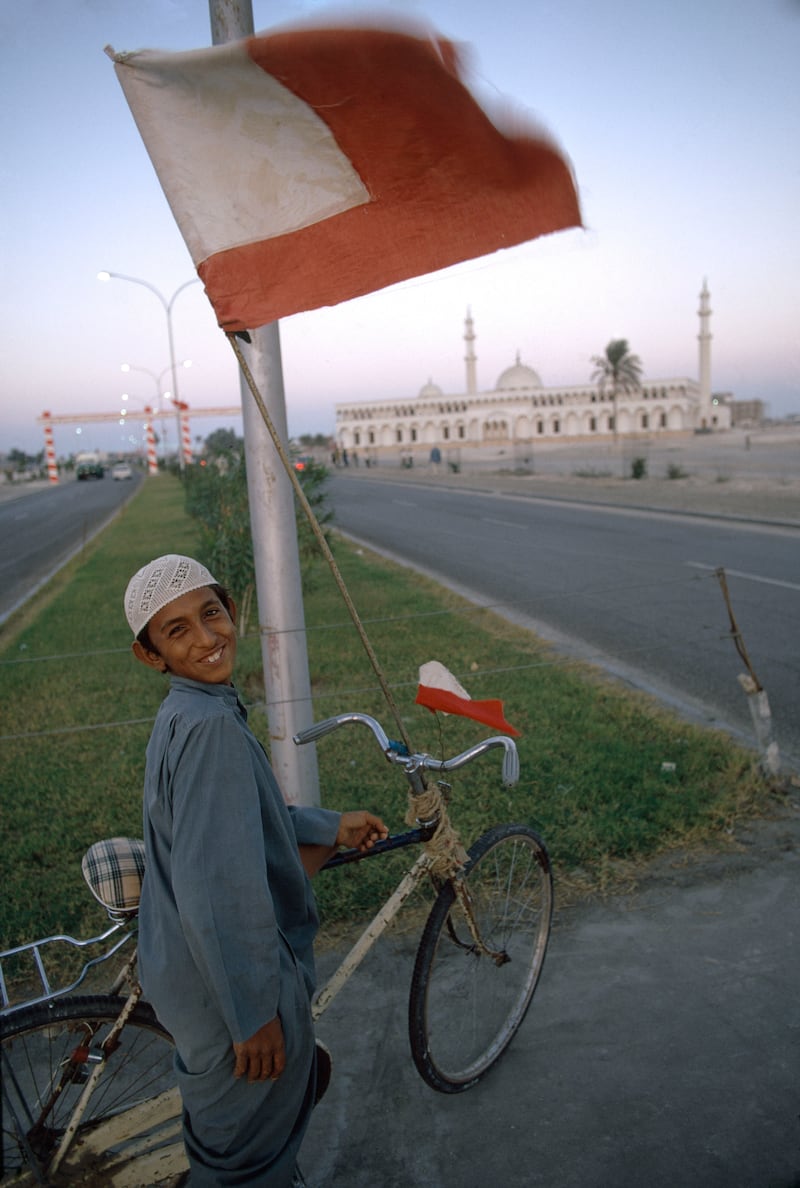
[125,554,387,1186]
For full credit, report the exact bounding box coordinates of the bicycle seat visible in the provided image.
[82,837,145,916]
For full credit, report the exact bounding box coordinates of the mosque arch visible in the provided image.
[616,408,633,435]
[667,405,685,430]
[514,414,532,439]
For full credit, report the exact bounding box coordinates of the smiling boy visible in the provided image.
[125,554,387,1186]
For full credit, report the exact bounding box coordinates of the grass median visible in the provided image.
[1,473,770,968]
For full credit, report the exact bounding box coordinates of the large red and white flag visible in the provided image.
[108,23,580,332]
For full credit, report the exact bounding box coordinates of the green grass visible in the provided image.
[0,474,769,964]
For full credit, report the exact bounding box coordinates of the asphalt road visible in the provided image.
[0,474,142,624]
[327,474,800,771]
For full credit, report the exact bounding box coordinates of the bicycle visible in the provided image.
[1,711,553,1185]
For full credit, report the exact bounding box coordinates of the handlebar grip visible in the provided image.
[293,716,344,745]
[502,744,520,787]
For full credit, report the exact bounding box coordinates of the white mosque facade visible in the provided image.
[334,282,731,463]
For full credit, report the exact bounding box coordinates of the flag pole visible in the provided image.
[208,0,320,808]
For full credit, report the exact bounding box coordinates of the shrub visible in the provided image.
[183,455,333,635]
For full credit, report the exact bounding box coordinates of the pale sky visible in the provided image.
[1,0,798,458]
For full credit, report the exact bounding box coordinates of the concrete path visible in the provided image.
[301,802,800,1187]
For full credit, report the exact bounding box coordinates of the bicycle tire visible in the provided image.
[408,823,553,1093]
[1,993,179,1184]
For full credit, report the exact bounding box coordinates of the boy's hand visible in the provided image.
[336,811,389,852]
[234,1015,285,1083]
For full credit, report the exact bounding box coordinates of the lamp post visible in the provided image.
[121,360,192,459]
[97,271,200,470]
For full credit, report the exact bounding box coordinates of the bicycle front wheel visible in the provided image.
[409,823,553,1093]
[1,994,180,1184]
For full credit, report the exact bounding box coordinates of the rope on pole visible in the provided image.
[227,333,414,755]
[714,566,761,690]
[714,566,780,777]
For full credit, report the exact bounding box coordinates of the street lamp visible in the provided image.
[120,360,192,457]
[97,271,200,470]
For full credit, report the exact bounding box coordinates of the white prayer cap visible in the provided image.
[124,554,218,638]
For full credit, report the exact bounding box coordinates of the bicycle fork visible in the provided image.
[450,878,510,967]
[405,765,508,969]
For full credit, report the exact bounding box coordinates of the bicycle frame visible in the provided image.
[297,712,520,991]
[314,828,434,1019]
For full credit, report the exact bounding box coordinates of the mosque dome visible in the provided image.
[418,378,444,399]
[496,352,542,391]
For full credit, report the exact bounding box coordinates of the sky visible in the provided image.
[1,0,798,459]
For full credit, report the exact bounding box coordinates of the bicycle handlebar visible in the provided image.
[293,712,520,787]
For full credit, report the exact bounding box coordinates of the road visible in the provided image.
[0,475,142,624]
[327,473,800,770]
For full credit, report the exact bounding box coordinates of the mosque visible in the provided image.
[334,281,731,464]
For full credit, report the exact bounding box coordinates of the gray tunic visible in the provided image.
[137,676,339,1186]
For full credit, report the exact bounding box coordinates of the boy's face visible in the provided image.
[133,586,237,685]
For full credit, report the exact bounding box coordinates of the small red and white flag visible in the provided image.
[108,23,580,332]
[415,661,520,737]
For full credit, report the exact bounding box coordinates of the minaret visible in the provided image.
[698,279,712,428]
[464,307,478,395]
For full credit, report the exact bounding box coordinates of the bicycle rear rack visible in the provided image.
[0,923,136,1015]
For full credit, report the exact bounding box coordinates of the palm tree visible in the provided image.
[590,339,643,440]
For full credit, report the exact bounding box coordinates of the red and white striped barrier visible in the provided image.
[144,407,158,475]
[42,412,59,484]
[180,407,192,466]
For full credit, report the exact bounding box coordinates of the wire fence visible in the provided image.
[1,564,730,742]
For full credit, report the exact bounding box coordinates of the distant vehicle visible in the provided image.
[111,462,133,481]
[76,461,104,481]
[293,456,314,471]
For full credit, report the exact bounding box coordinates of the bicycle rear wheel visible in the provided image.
[1,994,181,1184]
[409,823,553,1093]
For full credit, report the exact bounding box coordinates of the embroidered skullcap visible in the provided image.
[124,554,218,638]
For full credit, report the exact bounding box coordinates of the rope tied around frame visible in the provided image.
[404,782,468,879]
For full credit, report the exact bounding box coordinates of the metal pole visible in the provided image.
[166,279,201,472]
[208,0,320,806]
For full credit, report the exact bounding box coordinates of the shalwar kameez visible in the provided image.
[137,675,340,1187]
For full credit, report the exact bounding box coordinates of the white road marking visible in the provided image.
[686,561,800,592]
[482,516,527,530]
